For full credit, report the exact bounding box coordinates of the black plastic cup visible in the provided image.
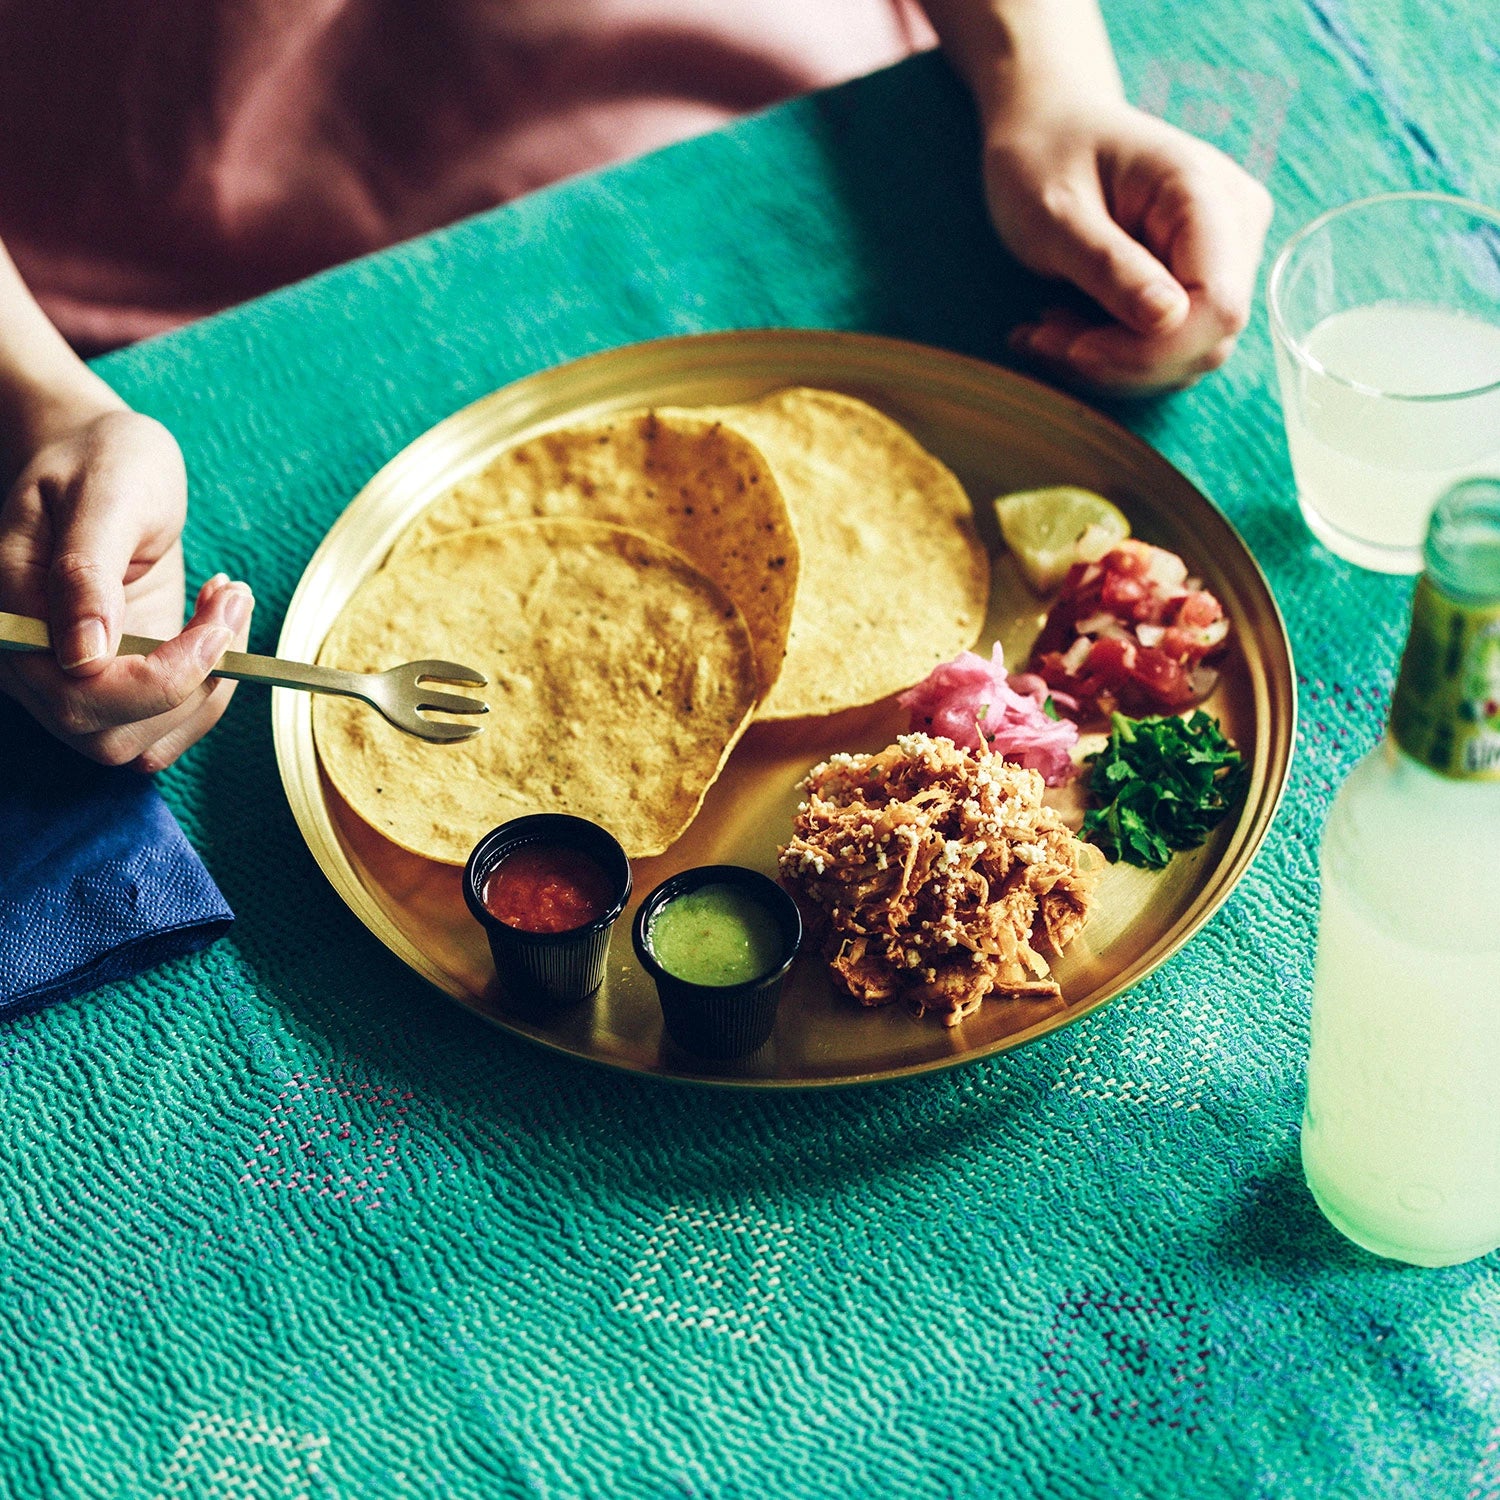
[632,865,802,1060]
[464,815,631,1008]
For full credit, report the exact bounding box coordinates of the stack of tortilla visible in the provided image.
[314,389,990,861]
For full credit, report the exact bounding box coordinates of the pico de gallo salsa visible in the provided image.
[1028,539,1230,724]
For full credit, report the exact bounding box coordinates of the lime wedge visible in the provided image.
[994,486,1131,594]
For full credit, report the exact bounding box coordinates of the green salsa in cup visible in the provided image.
[632,865,802,1060]
[647,882,785,987]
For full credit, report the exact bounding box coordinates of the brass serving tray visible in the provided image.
[274,330,1295,1088]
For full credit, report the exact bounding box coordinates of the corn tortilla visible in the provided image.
[314,519,760,862]
[661,388,990,719]
[387,410,798,699]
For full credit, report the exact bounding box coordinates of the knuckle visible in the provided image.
[140,681,190,721]
[0,539,35,594]
[1037,182,1084,227]
[141,654,204,716]
[49,550,106,596]
[1202,284,1251,337]
[139,417,188,485]
[134,411,180,453]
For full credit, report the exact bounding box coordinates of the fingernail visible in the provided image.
[199,626,233,668]
[221,585,254,634]
[60,618,107,670]
[205,572,230,592]
[1140,281,1187,324]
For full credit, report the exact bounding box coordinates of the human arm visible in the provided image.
[919,0,1274,393]
[0,238,251,769]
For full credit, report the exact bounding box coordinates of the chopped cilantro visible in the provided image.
[1083,711,1248,869]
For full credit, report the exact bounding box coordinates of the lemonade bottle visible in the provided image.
[1301,478,1500,1267]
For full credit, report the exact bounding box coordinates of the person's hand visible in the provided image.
[0,402,252,771]
[984,100,1274,394]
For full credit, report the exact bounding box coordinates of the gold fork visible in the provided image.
[0,610,488,743]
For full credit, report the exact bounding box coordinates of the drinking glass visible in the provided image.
[1268,191,1500,573]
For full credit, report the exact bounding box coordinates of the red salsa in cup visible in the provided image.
[481,844,616,934]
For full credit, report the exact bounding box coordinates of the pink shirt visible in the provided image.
[0,0,932,351]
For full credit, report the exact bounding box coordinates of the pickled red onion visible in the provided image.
[898,642,1080,785]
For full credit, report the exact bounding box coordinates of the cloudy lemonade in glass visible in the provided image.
[1276,302,1500,562]
[1269,193,1500,573]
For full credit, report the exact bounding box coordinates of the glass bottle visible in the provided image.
[1301,478,1500,1266]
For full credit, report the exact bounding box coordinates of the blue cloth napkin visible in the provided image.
[0,694,232,1015]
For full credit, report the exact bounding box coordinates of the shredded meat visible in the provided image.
[778,733,1097,1026]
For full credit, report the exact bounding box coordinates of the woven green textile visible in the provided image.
[4,2,1499,1494]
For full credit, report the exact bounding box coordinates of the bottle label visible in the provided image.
[1391,578,1500,779]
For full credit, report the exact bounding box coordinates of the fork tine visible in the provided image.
[410,658,488,687]
[414,689,490,716]
[409,717,485,744]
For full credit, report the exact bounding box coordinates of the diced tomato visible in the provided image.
[1176,590,1224,629]
[1101,571,1149,612]
[1083,635,1135,681]
[1129,647,1194,707]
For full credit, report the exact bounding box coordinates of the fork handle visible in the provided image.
[0,610,372,702]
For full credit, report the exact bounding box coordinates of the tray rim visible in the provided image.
[273,327,1298,1089]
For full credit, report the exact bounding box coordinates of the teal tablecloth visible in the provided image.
[4,3,1499,1495]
